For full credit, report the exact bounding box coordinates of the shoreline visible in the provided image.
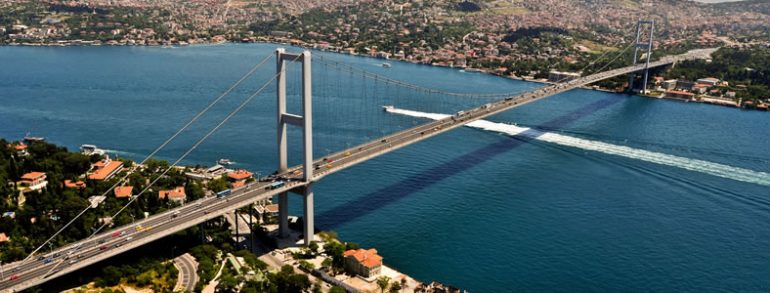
[3,40,767,113]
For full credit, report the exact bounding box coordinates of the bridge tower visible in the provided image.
[628,20,655,93]
[275,48,315,245]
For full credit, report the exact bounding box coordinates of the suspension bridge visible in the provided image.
[0,26,715,291]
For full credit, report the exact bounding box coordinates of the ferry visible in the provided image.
[382,62,392,68]
[218,158,233,166]
[23,133,45,142]
[80,144,106,156]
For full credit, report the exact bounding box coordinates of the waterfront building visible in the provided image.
[185,164,227,182]
[662,79,677,91]
[344,248,383,278]
[665,90,696,100]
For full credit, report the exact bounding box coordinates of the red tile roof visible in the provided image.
[64,180,86,189]
[114,186,133,198]
[21,172,46,180]
[227,170,253,181]
[88,161,123,181]
[0,233,8,243]
[265,204,279,213]
[13,143,27,151]
[159,187,186,200]
[344,248,383,269]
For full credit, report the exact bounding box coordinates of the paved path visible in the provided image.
[173,253,199,292]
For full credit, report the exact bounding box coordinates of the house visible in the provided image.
[88,159,123,181]
[12,143,28,157]
[114,186,133,199]
[692,84,709,94]
[18,172,48,191]
[344,248,383,278]
[227,170,253,189]
[726,91,737,98]
[0,233,9,244]
[696,77,720,86]
[63,179,86,190]
[2,212,15,219]
[159,187,186,203]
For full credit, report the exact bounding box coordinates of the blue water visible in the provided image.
[2,44,770,292]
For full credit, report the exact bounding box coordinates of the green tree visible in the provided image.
[377,276,391,293]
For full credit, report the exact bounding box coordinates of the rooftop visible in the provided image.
[114,186,133,198]
[88,160,123,181]
[21,172,46,180]
[228,169,253,181]
[344,248,383,269]
[159,187,186,200]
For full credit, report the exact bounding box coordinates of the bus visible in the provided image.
[267,181,285,190]
[216,189,232,198]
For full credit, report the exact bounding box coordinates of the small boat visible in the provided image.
[218,159,233,165]
[382,105,395,112]
[382,63,392,68]
[23,133,45,142]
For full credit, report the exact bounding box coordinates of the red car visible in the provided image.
[9,275,19,281]
[99,245,108,251]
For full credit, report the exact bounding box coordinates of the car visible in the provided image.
[43,258,53,264]
[99,245,108,251]
[69,259,78,265]
[126,236,133,241]
[9,275,19,281]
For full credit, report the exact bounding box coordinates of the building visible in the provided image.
[696,77,720,86]
[665,90,696,100]
[114,186,133,199]
[159,187,186,203]
[548,70,581,83]
[675,80,696,91]
[344,248,383,278]
[88,159,124,181]
[185,164,227,182]
[63,179,86,190]
[227,169,253,189]
[18,172,47,191]
[662,79,677,91]
[12,143,28,157]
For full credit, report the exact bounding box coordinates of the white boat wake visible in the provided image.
[385,107,770,187]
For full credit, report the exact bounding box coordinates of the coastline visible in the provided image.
[1,39,766,113]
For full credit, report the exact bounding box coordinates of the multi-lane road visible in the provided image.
[0,48,713,292]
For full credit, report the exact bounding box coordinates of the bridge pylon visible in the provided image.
[628,20,655,94]
[275,48,314,245]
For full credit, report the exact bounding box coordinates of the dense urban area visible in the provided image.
[1,0,769,108]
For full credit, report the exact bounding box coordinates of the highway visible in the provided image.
[0,48,713,292]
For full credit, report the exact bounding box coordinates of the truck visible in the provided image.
[267,181,285,190]
[216,189,232,198]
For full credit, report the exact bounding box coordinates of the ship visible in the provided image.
[23,132,45,142]
[218,158,233,166]
[80,144,106,156]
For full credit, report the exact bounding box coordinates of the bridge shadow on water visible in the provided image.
[317,94,628,229]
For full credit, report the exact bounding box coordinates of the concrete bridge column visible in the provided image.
[303,183,314,245]
[278,192,289,238]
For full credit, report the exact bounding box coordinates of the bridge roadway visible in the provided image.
[0,48,713,292]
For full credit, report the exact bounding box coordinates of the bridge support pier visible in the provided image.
[303,183,314,245]
[278,192,289,238]
[275,48,314,246]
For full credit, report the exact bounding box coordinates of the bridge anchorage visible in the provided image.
[274,48,315,246]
